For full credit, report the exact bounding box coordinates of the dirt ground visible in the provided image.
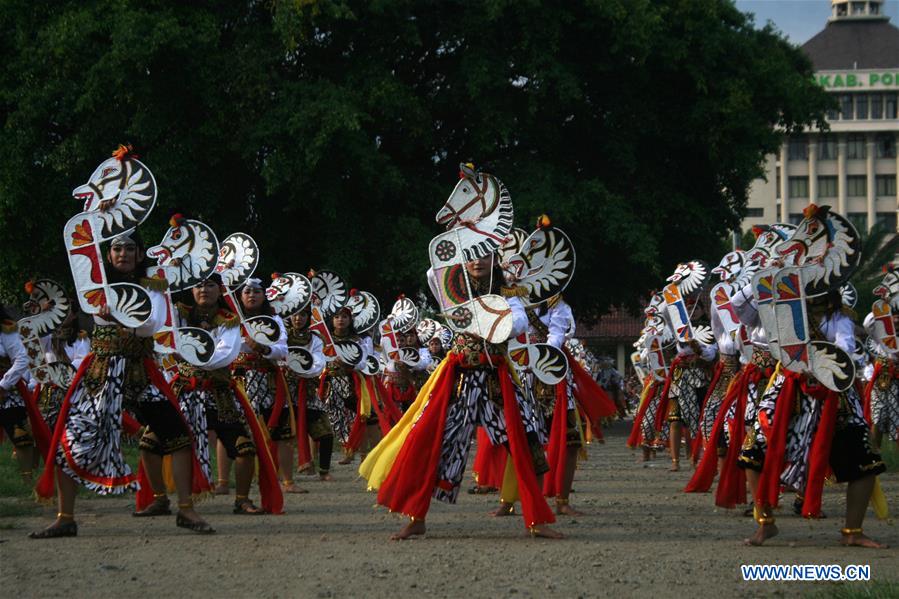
[1,420,896,598]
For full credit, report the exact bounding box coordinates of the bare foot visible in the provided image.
[391,519,426,540]
[490,502,515,517]
[318,473,334,481]
[743,523,778,546]
[669,461,680,472]
[840,533,888,549]
[337,455,354,465]
[557,503,585,517]
[282,482,309,494]
[298,463,316,476]
[529,525,564,539]
[214,482,229,495]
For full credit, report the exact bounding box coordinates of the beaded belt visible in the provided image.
[91,325,153,359]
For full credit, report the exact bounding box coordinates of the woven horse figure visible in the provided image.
[19,279,75,388]
[428,163,516,343]
[146,216,220,365]
[63,146,157,328]
[214,232,280,346]
[764,205,861,391]
[506,220,576,308]
[266,272,319,375]
[435,162,514,261]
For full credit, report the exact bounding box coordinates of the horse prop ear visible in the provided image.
[459,162,477,180]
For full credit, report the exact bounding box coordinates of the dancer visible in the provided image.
[0,306,35,481]
[739,205,886,548]
[283,304,331,480]
[33,149,212,537]
[361,163,560,540]
[658,261,716,471]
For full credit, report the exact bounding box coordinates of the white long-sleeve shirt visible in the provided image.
[39,333,91,373]
[354,335,374,372]
[304,334,326,377]
[711,305,737,357]
[65,336,91,370]
[531,301,574,350]
[731,282,770,350]
[818,311,855,354]
[508,296,528,340]
[0,331,29,391]
[203,323,243,371]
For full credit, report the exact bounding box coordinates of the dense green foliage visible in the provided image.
[850,224,899,320]
[0,0,829,317]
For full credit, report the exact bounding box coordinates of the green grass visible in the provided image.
[808,581,899,598]
[0,439,144,501]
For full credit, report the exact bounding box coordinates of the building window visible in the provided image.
[851,2,865,15]
[848,212,868,232]
[856,94,869,119]
[818,176,838,198]
[846,134,866,159]
[847,175,867,197]
[818,136,837,160]
[876,175,897,197]
[876,212,897,232]
[789,213,805,225]
[876,134,896,158]
[776,167,781,199]
[788,176,809,198]
[746,207,764,218]
[872,94,883,119]
[777,204,782,221]
[788,137,807,161]
[840,94,854,120]
[887,93,897,119]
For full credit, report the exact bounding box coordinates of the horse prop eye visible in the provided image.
[463,187,470,193]
[171,229,182,240]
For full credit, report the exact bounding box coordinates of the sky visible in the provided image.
[735,0,899,44]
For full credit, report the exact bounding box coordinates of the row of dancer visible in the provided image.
[2,145,439,537]
[1,149,616,541]
[630,204,889,548]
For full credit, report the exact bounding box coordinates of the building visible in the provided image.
[742,0,899,234]
[575,307,643,375]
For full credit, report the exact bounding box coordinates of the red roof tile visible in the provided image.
[576,306,643,340]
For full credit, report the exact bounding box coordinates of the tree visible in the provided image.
[0,1,830,317]
[850,223,899,320]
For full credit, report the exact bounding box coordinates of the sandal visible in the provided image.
[176,512,215,534]
[29,514,78,539]
[233,498,265,515]
[467,485,497,495]
[132,495,172,517]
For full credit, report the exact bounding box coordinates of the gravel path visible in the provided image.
[2,420,896,598]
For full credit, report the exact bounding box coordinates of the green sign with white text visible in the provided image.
[817,71,899,90]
